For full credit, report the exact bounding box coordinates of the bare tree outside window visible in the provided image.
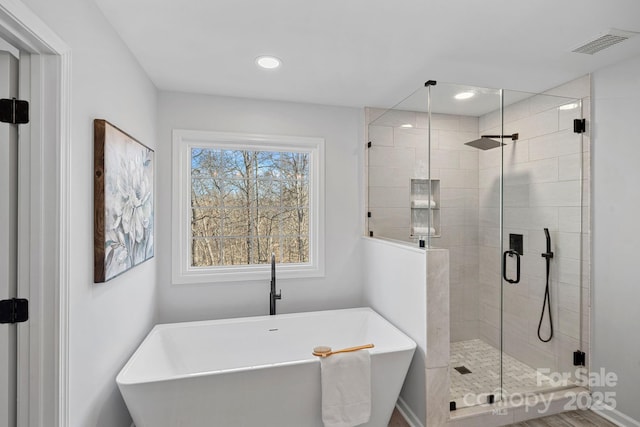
[190,148,309,266]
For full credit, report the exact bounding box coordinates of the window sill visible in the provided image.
[172,263,325,284]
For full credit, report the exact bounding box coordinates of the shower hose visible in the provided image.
[537,254,553,342]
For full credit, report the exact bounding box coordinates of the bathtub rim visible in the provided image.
[116,306,416,387]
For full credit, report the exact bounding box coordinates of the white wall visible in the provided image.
[592,55,640,425]
[18,1,158,426]
[361,237,427,426]
[156,91,364,322]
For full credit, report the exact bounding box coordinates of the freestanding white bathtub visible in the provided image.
[117,307,416,427]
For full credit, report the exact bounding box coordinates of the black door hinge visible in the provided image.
[573,350,586,366]
[0,298,29,324]
[573,118,586,134]
[367,141,372,148]
[0,98,29,125]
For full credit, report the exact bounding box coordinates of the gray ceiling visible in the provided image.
[95,0,640,109]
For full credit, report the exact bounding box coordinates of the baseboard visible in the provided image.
[592,405,640,427]
[396,397,424,427]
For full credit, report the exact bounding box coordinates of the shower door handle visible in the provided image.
[503,250,521,284]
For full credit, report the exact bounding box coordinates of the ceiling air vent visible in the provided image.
[572,29,639,55]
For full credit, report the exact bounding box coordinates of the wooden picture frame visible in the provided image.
[94,119,154,283]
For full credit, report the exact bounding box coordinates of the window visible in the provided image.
[172,130,324,283]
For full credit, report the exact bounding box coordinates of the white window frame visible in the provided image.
[172,129,325,284]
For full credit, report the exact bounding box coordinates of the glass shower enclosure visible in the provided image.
[366,81,586,408]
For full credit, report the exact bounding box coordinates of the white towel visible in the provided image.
[413,226,436,236]
[320,351,371,427]
[411,199,436,208]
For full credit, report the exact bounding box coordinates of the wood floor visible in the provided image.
[388,408,410,427]
[387,409,617,426]
[509,410,617,426]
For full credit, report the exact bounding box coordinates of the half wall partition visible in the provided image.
[366,80,588,413]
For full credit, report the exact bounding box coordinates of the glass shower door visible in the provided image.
[500,90,585,401]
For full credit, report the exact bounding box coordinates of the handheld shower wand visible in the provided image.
[538,228,554,342]
[543,228,552,258]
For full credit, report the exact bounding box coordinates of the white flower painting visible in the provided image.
[94,120,154,282]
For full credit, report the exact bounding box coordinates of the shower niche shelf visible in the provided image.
[410,178,440,239]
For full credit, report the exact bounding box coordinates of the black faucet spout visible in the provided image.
[269,253,281,315]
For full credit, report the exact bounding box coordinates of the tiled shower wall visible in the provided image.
[367,109,481,342]
[476,76,591,379]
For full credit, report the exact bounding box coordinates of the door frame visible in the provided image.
[0,1,70,426]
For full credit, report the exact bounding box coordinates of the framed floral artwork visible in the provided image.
[94,119,154,283]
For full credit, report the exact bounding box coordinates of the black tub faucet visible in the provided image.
[269,253,281,315]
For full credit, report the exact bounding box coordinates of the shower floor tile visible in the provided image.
[450,339,553,408]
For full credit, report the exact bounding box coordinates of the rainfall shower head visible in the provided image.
[464,133,519,150]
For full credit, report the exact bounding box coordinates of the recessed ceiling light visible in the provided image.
[454,91,475,100]
[256,56,281,69]
[400,124,413,128]
[559,103,579,110]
